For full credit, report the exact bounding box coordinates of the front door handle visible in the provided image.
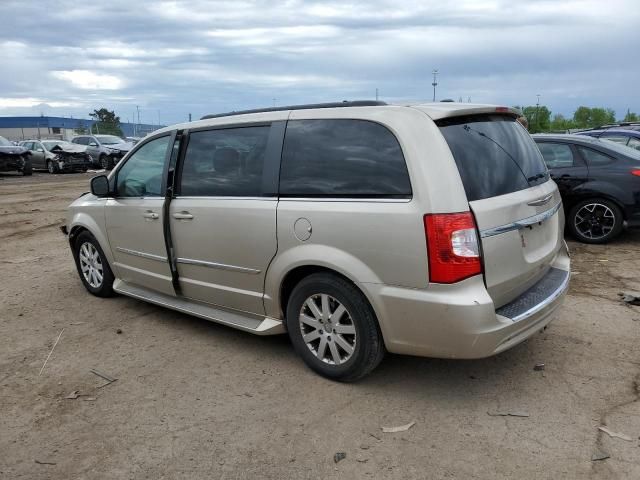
[143,211,159,220]
[172,211,194,220]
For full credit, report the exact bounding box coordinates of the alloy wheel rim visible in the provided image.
[574,203,615,240]
[299,294,356,366]
[48,162,54,173]
[79,242,103,288]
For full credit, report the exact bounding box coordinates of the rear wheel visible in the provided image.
[73,231,115,297]
[568,198,623,244]
[286,273,385,381]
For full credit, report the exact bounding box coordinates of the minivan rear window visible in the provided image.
[438,115,549,201]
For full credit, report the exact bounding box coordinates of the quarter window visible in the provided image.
[537,143,575,168]
[116,136,170,197]
[577,146,615,166]
[600,135,629,145]
[279,119,411,197]
[628,138,640,151]
[179,126,270,197]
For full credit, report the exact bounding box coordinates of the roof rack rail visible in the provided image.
[200,100,387,120]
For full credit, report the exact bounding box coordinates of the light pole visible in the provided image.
[432,69,439,102]
[535,94,541,132]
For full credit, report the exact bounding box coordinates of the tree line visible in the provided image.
[514,105,639,133]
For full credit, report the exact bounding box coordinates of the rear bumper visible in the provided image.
[362,243,570,359]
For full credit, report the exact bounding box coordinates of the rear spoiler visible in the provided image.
[412,104,520,121]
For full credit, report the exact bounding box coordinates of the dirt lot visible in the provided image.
[1,172,639,479]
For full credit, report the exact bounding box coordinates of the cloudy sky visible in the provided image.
[0,0,638,125]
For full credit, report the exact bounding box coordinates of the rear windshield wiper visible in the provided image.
[527,172,546,182]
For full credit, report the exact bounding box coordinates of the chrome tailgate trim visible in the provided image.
[480,202,562,238]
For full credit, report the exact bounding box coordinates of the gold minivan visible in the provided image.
[65,101,570,380]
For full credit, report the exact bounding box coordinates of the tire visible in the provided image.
[73,231,115,297]
[47,160,58,174]
[22,157,32,176]
[567,198,623,244]
[100,155,114,170]
[286,273,385,381]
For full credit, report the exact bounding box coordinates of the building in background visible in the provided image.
[0,116,163,142]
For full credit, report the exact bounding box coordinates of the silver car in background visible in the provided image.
[71,134,133,170]
[64,101,570,381]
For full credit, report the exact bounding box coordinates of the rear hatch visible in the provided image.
[437,113,564,308]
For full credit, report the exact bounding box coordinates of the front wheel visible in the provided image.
[22,157,32,176]
[73,231,115,297]
[568,198,623,244]
[99,155,114,170]
[47,160,58,174]
[286,273,385,381]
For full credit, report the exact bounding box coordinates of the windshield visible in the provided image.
[438,115,549,201]
[95,135,124,145]
[0,136,13,147]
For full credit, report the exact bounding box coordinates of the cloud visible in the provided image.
[0,0,637,123]
[51,70,124,90]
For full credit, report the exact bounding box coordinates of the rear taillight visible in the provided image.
[631,169,640,177]
[424,212,482,284]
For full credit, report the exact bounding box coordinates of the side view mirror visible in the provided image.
[90,175,110,197]
[36,148,44,152]
[89,142,98,147]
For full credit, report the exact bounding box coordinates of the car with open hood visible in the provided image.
[19,139,92,173]
[0,135,32,176]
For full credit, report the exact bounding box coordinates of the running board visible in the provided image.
[113,279,285,335]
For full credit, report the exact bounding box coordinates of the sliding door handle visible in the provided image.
[172,211,194,220]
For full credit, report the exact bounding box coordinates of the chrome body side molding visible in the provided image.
[116,247,167,262]
[176,257,261,274]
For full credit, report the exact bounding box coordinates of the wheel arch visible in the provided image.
[68,215,116,269]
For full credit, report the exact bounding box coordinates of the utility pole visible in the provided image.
[431,69,439,102]
[535,94,541,132]
[136,105,140,134]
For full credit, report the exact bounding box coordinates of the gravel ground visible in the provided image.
[1,171,639,479]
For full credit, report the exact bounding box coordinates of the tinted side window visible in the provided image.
[116,136,170,197]
[578,146,615,166]
[438,115,548,201]
[279,119,411,197]
[537,143,575,168]
[180,126,269,197]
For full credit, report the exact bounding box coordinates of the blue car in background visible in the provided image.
[576,127,640,152]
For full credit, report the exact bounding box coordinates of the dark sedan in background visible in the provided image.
[533,134,640,243]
